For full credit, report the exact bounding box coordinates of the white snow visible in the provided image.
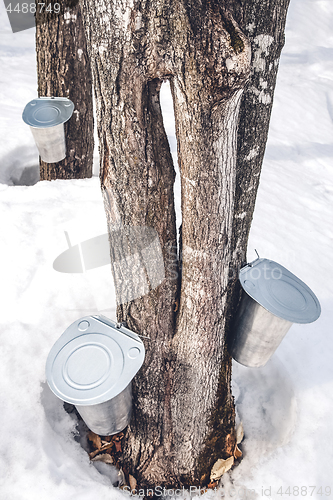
[1,0,333,498]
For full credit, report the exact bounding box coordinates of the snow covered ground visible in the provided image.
[0,0,333,498]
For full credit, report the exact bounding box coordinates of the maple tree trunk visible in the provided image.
[36,0,94,180]
[81,0,290,489]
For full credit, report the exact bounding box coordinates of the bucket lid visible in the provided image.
[22,97,74,128]
[45,315,145,406]
[239,258,321,324]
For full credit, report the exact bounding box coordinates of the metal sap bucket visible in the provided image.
[76,383,133,436]
[46,315,145,435]
[228,258,321,368]
[22,97,74,163]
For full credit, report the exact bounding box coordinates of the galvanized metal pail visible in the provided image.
[76,383,133,436]
[228,258,321,368]
[22,97,74,163]
[46,315,145,435]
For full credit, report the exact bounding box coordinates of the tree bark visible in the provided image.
[36,0,94,180]
[81,0,290,489]
[225,0,290,343]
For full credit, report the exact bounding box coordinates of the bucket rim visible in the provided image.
[239,258,321,324]
[45,315,145,406]
[22,97,74,128]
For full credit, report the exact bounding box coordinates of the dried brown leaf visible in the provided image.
[118,468,125,487]
[89,442,113,459]
[91,453,114,465]
[236,422,244,444]
[87,431,102,450]
[200,473,209,485]
[101,435,112,442]
[129,474,137,490]
[210,456,234,481]
[234,444,242,459]
[112,432,124,442]
[225,433,236,456]
[114,440,122,453]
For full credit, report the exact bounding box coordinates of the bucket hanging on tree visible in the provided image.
[228,258,321,368]
[46,315,145,435]
[22,97,74,163]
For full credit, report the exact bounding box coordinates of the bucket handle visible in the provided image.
[115,321,151,340]
[245,249,260,268]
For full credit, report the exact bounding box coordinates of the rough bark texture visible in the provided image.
[225,0,290,343]
[36,0,94,180]
[80,0,290,489]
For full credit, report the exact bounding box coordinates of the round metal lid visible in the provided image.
[239,258,321,324]
[46,316,145,406]
[22,97,74,128]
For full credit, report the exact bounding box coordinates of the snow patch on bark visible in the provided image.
[64,11,77,23]
[226,58,236,71]
[245,146,259,160]
[259,77,268,89]
[114,0,134,32]
[246,23,256,34]
[98,44,108,56]
[135,11,142,30]
[254,34,274,54]
[250,86,272,104]
[252,34,274,72]
[235,212,247,219]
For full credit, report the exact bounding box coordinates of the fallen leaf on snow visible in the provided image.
[234,444,242,459]
[89,442,113,459]
[210,456,234,481]
[114,440,122,452]
[129,474,137,490]
[236,422,244,444]
[87,431,102,450]
[225,433,235,456]
[118,468,125,486]
[101,435,112,442]
[207,481,218,489]
[91,453,114,464]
